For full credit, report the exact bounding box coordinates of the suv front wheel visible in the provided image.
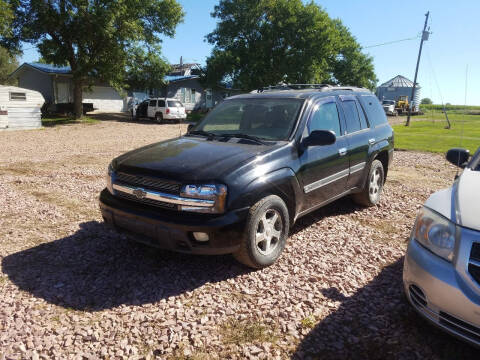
[234,195,289,269]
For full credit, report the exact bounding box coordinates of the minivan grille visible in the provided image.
[468,242,480,285]
[470,242,480,263]
[115,172,181,194]
[439,311,480,344]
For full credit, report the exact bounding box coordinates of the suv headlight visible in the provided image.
[413,207,457,262]
[106,162,115,194]
[180,184,227,213]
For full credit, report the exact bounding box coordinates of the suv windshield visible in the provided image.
[192,98,304,141]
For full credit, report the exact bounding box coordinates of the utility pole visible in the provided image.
[406,11,430,126]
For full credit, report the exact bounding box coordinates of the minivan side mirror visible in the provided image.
[303,130,336,147]
[446,148,470,168]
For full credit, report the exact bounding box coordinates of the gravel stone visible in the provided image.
[0,119,478,359]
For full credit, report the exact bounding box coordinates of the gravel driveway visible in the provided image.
[0,118,478,359]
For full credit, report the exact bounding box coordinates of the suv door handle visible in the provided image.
[338,147,347,156]
[368,138,375,145]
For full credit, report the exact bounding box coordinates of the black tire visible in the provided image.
[233,195,289,269]
[155,113,163,123]
[352,159,384,207]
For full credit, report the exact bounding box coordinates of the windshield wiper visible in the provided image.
[219,133,269,145]
[186,130,217,139]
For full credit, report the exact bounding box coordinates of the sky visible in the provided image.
[20,0,480,105]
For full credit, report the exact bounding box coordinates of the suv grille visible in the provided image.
[115,172,181,194]
[468,242,480,284]
[116,191,176,210]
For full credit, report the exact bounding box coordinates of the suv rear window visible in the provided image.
[168,101,182,107]
[358,95,388,127]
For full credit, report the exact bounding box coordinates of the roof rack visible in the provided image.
[326,86,370,92]
[251,83,369,93]
[252,83,332,93]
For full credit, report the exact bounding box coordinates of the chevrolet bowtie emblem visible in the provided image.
[132,188,147,199]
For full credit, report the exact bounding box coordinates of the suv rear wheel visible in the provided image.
[233,195,289,269]
[353,159,384,206]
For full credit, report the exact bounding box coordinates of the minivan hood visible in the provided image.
[457,168,480,231]
[114,136,274,182]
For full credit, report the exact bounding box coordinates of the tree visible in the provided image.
[3,0,183,118]
[0,0,13,39]
[204,0,376,91]
[421,97,433,105]
[0,46,18,85]
[125,46,171,92]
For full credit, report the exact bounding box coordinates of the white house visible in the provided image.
[10,63,127,113]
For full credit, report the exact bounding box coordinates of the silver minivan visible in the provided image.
[403,146,480,346]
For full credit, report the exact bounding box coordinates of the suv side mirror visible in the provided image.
[446,148,470,168]
[187,124,194,132]
[303,130,336,147]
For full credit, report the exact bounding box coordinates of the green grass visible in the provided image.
[41,116,99,127]
[393,110,480,153]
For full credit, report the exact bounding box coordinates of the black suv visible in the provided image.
[100,85,394,268]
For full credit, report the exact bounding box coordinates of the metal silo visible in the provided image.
[376,75,421,109]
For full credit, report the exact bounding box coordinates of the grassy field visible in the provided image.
[392,109,480,153]
[41,115,99,127]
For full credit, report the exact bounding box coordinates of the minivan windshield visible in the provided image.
[192,98,304,141]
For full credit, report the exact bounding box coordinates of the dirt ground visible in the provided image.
[0,116,478,359]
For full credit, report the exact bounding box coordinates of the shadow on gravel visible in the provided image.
[2,221,250,311]
[292,259,479,360]
[291,196,363,236]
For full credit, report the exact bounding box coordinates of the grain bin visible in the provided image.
[376,75,421,109]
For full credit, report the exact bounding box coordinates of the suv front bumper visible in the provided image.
[99,189,248,255]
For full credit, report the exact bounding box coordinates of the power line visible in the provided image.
[362,35,420,49]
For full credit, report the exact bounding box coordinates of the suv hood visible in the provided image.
[456,168,480,231]
[114,137,274,181]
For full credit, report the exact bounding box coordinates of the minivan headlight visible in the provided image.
[180,184,227,213]
[413,207,457,262]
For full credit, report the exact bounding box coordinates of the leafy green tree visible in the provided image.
[3,0,183,118]
[125,46,171,92]
[0,0,13,39]
[421,97,433,104]
[0,46,18,85]
[204,0,376,91]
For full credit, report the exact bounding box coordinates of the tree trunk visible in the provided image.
[73,78,83,119]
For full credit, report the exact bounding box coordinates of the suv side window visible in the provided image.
[356,101,369,129]
[149,100,157,107]
[158,100,165,107]
[341,100,361,133]
[308,102,341,136]
[358,95,388,127]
